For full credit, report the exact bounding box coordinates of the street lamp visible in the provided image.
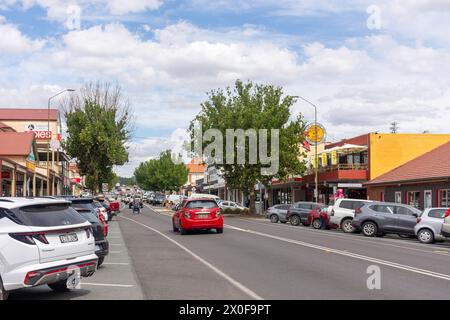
[47,89,75,196]
[292,95,319,203]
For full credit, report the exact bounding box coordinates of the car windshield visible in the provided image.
[16,204,87,227]
[186,200,218,209]
[76,210,100,223]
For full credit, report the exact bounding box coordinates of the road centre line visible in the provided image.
[224,224,450,281]
[121,215,263,300]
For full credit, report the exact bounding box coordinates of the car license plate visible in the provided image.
[196,214,209,219]
[60,233,78,243]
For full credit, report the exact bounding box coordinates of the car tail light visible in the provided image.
[355,208,362,215]
[184,211,191,218]
[85,227,93,239]
[416,217,422,224]
[9,232,49,245]
[445,209,450,218]
[331,209,335,216]
[98,214,108,237]
[9,233,36,245]
[215,209,222,217]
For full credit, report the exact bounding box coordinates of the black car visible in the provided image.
[286,201,327,226]
[72,207,109,266]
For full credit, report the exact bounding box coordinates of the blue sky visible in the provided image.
[1,0,450,176]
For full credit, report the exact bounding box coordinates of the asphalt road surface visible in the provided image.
[117,205,450,300]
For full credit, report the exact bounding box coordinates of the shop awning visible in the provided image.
[319,144,368,155]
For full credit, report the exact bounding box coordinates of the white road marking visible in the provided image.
[110,244,122,246]
[225,224,450,281]
[233,217,450,255]
[82,282,134,288]
[121,215,263,300]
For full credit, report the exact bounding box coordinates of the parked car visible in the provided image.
[0,197,98,300]
[189,193,221,201]
[327,198,374,233]
[172,198,223,235]
[442,209,450,238]
[107,200,120,221]
[73,207,109,266]
[167,194,184,205]
[287,202,327,226]
[352,202,422,237]
[151,193,166,206]
[414,208,449,244]
[62,198,109,237]
[265,204,291,223]
[308,206,338,229]
[219,201,246,211]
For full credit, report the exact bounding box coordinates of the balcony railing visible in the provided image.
[306,163,368,175]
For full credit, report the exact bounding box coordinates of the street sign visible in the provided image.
[305,123,326,146]
[102,183,109,193]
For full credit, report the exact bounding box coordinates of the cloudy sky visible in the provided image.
[1,0,450,176]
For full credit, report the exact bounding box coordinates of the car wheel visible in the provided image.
[0,277,9,301]
[270,214,279,223]
[179,223,187,235]
[48,280,70,292]
[312,219,322,229]
[97,257,105,267]
[173,222,179,232]
[216,228,224,234]
[417,229,434,244]
[362,221,377,237]
[341,219,355,233]
[290,215,301,226]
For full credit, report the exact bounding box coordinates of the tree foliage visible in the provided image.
[63,82,132,192]
[189,80,307,213]
[134,150,189,192]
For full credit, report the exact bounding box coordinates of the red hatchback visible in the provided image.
[172,198,223,235]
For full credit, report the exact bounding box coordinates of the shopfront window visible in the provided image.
[408,191,420,209]
[273,188,292,205]
[439,190,450,207]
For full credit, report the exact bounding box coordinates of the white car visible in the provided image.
[219,201,246,210]
[414,208,449,244]
[328,198,373,233]
[0,198,98,300]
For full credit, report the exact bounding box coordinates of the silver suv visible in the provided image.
[352,202,421,237]
[415,208,449,243]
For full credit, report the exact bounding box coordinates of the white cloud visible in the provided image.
[0,18,44,53]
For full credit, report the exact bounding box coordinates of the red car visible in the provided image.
[172,198,223,235]
[308,206,339,230]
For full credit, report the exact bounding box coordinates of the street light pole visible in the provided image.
[292,96,319,203]
[47,89,75,196]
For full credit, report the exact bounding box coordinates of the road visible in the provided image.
[118,205,450,300]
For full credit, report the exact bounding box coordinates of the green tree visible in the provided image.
[134,150,189,192]
[189,80,307,213]
[63,82,132,193]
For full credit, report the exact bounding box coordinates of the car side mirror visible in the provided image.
[412,213,418,218]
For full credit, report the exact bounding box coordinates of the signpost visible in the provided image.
[304,122,327,202]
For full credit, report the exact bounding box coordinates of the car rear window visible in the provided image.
[71,202,96,211]
[76,210,100,223]
[428,209,447,218]
[186,200,218,209]
[16,204,87,227]
[340,200,369,210]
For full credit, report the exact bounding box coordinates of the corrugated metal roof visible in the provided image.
[0,108,58,121]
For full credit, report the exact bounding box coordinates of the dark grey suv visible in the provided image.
[287,202,327,226]
[352,202,422,237]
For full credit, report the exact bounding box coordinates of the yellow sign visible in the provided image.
[26,160,35,173]
[321,153,328,167]
[305,123,326,145]
[331,150,338,165]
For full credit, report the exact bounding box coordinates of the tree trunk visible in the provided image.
[249,190,256,215]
